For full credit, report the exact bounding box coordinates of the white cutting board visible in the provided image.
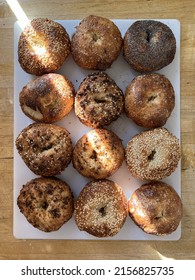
[14,19,181,240]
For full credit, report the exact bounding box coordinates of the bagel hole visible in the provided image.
[154,211,164,220]
[92,33,99,42]
[49,208,60,218]
[99,206,106,217]
[148,150,156,161]
[42,143,53,151]
[146,30,152,43]
[41,201,49,210]
[148,95,157,102]
[94,98,106,104]
[90,150,98,161]
[154,215,161,220]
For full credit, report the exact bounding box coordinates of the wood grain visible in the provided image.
[0,0,194,260]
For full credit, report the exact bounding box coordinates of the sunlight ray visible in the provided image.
[6,0,29,29]
[156,251,175,260]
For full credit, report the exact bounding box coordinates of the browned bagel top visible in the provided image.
[125,128,181,180]
[19,73,74,123]
[71,15,122,70]
[75,179,128,237]
[15,123,73,176]
[75,72,124,128]
[18,18,70,75]
[73,128,124,180]
[124,20,176,73]
[129,181,183,235]
[125,73,175,128]
[17,177,74,232]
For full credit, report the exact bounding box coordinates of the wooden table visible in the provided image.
[0,0,194,260]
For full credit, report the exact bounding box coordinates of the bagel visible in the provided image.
[17,177,74,232]
[18,18,70,75]
[72,128,124,179]
[125,128,181,180]
[123,20,176,73]
[128,181,183,235]
[125,73,175,128]
[15,123,73,176]
[71,15,122,70]
[75,72,124,128]
[19,73,74,123]
[74,179,128,237]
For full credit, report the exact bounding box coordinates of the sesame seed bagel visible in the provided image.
[71,15,122,70]
[72,128,124,180]
[18,18,70,75]
[128,181,183,235]
[17,177,74,232]
[125,128,181,180]
[19,73,75,123]
[123,20,176,73]
[125,73,175,128]
[75,179,128,237]
[75,72,124,128]
[15,123,73,176]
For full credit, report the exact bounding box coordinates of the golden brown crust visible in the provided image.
[125,74,175,128]
[75,72,124,128]
[128,181,183,235]
[123,20,176,73]
[72,128,124,179]
[71,15,122,70]
[125,128,181,180]
[18,18,70,75]
[15,123,73,176]
[75,179,128,237]
[17,177,74,232]
[19,73,74,123]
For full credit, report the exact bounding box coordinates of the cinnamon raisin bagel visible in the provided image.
[125,128,181,180]
[125,73,175,128]
[128,181,183,235]
[123,20,176,73]
[71,15,122,70]
[17,177,74,232]
[75,72,124,128]
[19,73,74,123]
[75,179,128,237]
[72,128,124,179]
[18,18,70,75]
[15,123,73,176]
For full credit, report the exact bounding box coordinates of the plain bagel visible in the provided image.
[19,73,75,123]
[128,181,183,235]
[125,73,175,128]
[72,128,124,180]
